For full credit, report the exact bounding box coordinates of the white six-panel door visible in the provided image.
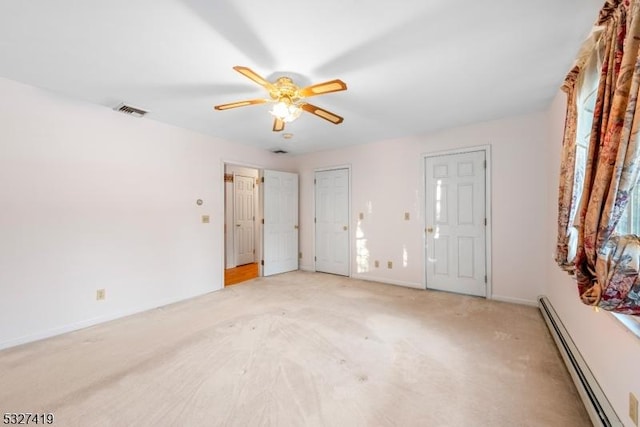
[234,174,255,266]
[263,170,299,276]
[425,151,486,296]
[315,169,349,276]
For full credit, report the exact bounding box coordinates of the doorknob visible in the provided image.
[427,227,433,233]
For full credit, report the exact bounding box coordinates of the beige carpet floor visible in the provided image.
[0,271,590,427]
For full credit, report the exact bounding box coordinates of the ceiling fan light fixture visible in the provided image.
[270,100,302,123]
[214,66,347,131]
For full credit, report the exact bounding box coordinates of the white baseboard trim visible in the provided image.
[299,264,315,272]
[538,296,620,426]
[351,274,424,290]
[491,294,538,307]
[0,287,222,351]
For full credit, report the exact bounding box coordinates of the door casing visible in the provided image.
[222,161,263,287]
[263,169,299,276]
[313,165,352,276]
[422,146,492,298]
[234,174,256,266]
[315,168,350,276]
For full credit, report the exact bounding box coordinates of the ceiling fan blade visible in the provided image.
[273,118,285,132]
[233,66,274,90]
[301,103,344,124]
[214,98,267,110]
[299,79,347,98]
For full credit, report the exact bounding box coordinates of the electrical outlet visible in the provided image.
[374,260,379,268]
[630,392,638,426]
[359,212,364,220]
[201,215,210,224]
[96,289,106,301]
[387,261,393,269]
[404,212,410,220]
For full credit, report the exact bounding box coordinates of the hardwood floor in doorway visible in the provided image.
[224,263,258,286]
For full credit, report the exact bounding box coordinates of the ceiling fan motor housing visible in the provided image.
[270,77,300,104]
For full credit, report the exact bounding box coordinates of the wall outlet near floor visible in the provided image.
[630,392,638,426]
[96,289,106,301]
[374,260,379,268]
[387,261,393,269]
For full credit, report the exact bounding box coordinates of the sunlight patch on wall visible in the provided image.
[403,244,408,267]
[356,219,369,273]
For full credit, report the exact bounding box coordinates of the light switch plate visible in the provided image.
[96,289,105,301]
[387,261,393,269]
[359,212,364,220]
[374,260,379,268]
[404,212,410,220]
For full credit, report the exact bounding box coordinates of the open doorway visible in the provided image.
[224,164,260,286]
[222,163,300,286]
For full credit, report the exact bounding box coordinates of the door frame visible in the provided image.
[221,160,264,288]
[262,169,300,276]
[313,165,352,277]
[233,173,256,267]
[422,145,492,298]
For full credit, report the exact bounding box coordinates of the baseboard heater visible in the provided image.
[538,296,622,427]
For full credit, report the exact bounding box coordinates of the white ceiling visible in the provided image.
[0,0,602,154]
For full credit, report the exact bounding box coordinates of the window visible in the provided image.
[615,185,640,235]
[569,38,640,326]
[566,44,601,263]
[615,188,640,331]
[556,2,640,324]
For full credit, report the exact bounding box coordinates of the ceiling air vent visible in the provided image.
[272,149,288,154]
[113,103,148,118]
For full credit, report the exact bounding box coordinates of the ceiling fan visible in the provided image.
[214,66,347,132]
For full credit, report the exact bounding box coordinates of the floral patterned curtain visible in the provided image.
[558,0,640,315]
[555,68,580,271]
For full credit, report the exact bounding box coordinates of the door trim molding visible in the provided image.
[221,160,265,287]
[233,173,256,266]
[262,169,299,276]
[422,145,492,298]
[313,165,352,277]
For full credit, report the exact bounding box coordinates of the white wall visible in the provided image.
[5,75,637,427]
[0,77,293,349]
[2,69,637,426]
[295,111,549,304]
[545,91,640,427]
